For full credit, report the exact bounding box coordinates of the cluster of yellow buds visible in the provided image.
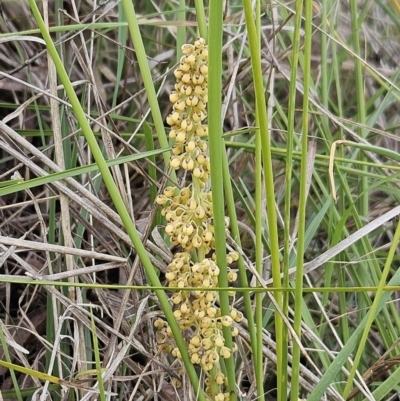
[154,252,242,400]
[155,38,242,401]
[154,250,242,356]
[156,186,215,253]
[166,37,210,186]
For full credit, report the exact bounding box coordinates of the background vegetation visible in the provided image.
[0,0,400,400]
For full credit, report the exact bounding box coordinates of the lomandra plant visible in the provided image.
[154,38,242,400]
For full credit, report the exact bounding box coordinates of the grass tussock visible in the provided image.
[0,1,400,400]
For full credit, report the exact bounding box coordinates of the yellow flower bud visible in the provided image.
[181,44,195,54]
[185,53,196,64]
[194,37,206,48]
[163,187,175,197]
[215,394,224,401]
[227,271,238,282]
[155,195,168,205]
[180,302,189,314]
[165,224,175,234]
[193,167,203,179]
[154,318,165,328]
[180,84,193,96]
[190,335,201,346]
[166,111,180,126]
[195,205,206,219]
[181,118,193,131]
[174,69,183,79]
[196,125,207,137]
[207,306,217,317]
[177,233,189,245]
[192,234,202,248]
[220,346,231,359]
[186,140,196,152]
[209,350,219,364]
[186,94,199,107]
[192,111,206,122]
[173,99,186,111]
[191,263,201,274]
[195,308,205,318]
[221,315,233,327]
[180,62,191,72]
[202,230,213,242]
[230,308,238,320]
[169,91,180,103]
[201,338,212,350]
[209,264,220,276]
[181,73,192,84]
[200,48,208,60]
[215,373,225,385]
[200,64,208,76]
[201,354,208,367]
[192,73,205,85]
[187,199,197,210]
[214,334,224,347]
[189,343,199,352]
[197,153,206,164]
[172,143,183,155]
[234,310,243,322]
[204,363,214,371]
[180,186,191,199]
[172,347,182,359]
[201,317,212,328]
[195,100,206,110]
[201,327,215,338]
[174,130,186,143]
[205,292,215,302]
[171,294,182,304]
[191,353,200,364]
[175,81,184,91]
[170,157,181,169]
[182,224,194,235]
[182,157,194,170]
[165,271,176,281]
[194,85,205,95]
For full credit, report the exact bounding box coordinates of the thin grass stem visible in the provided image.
[290,0,312,399]
[242,0,284,398]
[208,1,237,398]
[284,1,304,397]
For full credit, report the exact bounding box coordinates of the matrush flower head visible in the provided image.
[155,38,241,400]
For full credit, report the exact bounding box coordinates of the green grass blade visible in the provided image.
[0,150,167,197]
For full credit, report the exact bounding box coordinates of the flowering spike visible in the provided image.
[154,38,241,399]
